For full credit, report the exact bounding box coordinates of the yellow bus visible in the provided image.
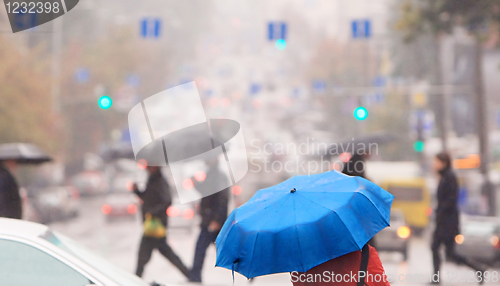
[379,177,432,235]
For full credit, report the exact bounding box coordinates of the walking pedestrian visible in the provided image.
[133,165,189,278]
[188,159,229,283]
[291,244,390,286]
[431,152,486,284]
[0,159,21,219]
[342,153,369,179]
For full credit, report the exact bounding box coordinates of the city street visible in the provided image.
[49,197,499,286]
[2,1,500,285]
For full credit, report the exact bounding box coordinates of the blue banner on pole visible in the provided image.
[250,83,262,95]
[141,18,161,38]
[312,80,327,93]
[268,22,287,41]
[351,19,371,39]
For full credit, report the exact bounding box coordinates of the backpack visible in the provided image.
[357,244,370,286]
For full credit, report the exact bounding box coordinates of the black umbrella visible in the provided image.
[0,143,52,164]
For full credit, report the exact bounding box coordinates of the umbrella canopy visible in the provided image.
[215,171,393,279]
[0,143,52,164]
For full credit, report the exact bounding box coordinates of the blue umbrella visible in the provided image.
[215,171,393,279]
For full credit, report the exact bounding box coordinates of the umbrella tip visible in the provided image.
[291,188,296,193]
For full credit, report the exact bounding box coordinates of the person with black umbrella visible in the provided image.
[0,159,21,219]
[0,143,52,219]
[430,152,486,284]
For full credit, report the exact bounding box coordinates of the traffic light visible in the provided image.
[354,106,368,121]
[414,112,425,152]
[98,95,112,109]
[414,140,424,152]
[275,39,286,50]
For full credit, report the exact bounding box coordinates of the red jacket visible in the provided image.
[291,246,390,286]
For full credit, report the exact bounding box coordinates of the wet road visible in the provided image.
[49,197,498,286]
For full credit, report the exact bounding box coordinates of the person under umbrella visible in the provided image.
[0,143,52,219]
[430,152,486,284]
[0,160,21,219]
[215,170,394,283]
[291,243,389,286]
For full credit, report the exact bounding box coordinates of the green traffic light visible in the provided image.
[98,95,112,109]
[354,106,368,121]
[414,140,424,152]
[275,39,286,50]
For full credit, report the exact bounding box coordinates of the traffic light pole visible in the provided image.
[415,108,426,173]
[51,17,63,113]
[474,39,495,216]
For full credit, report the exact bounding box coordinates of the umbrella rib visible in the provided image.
[295,192,373,249]
[293,225,305,272]
[247,232,260,278]
[246,194,292,277]
[294,193,359,245]
[331,210,359,248]
[292,199,305,272]
[233,192,290,225]
[353,178,391,226]
[295,192,340,212]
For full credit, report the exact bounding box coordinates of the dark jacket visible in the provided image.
[434,167,460,238]
[193,164,230,227]
[0,165,22,219]
[199,188,229,227]
[133,170,171,227]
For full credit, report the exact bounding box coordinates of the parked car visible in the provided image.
[164,187,200,232]
[70,171,107,196]
[456,215,500,267]
[102,175,139,221]
[375,209,411,261]
[0,218,165,285]
[26,186,80,224]
[20,187,41,223]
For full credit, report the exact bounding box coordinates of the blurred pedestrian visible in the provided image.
[291,244,389,286]
[188,159,229,283]
[342,153,369,179]
[0,159,21,219]
[133,166,189,278]
[431,152,486,284]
